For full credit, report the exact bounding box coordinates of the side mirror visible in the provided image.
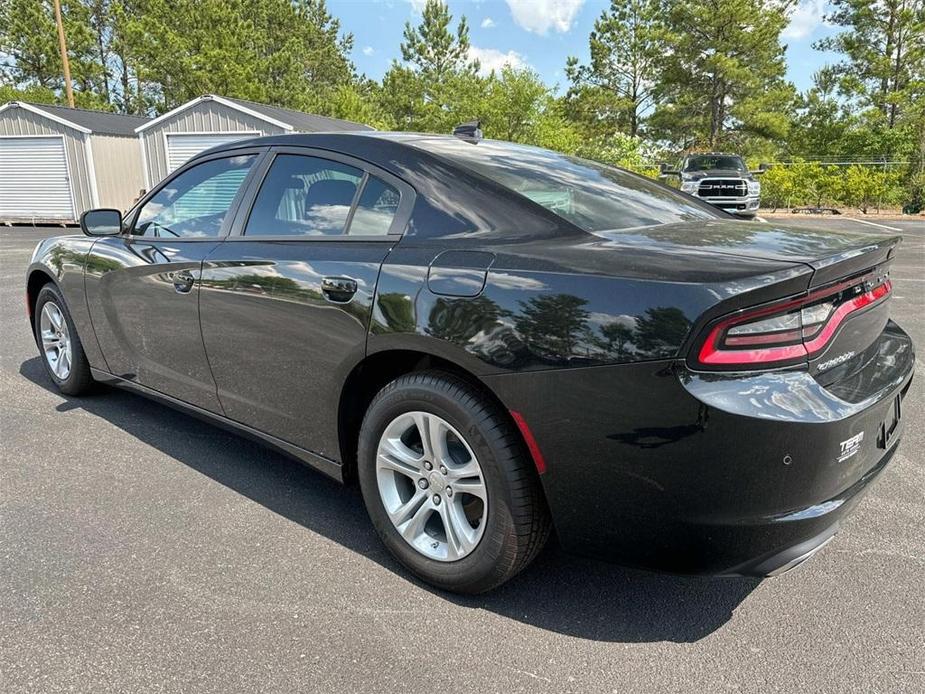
[658,163,679,178]
[80,208,123,236]
[752,163,770,175]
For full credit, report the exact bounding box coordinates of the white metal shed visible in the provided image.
[0,102,149,223]
[135,94,374,189]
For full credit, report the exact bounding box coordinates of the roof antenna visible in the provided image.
[453,120,482,144]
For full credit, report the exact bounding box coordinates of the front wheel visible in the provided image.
[33,284,94,395]
[357,371,551,594]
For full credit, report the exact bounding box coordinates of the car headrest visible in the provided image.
[283,176,306,191]
[304,179,356,213]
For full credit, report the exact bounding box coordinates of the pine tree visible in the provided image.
[565,0,667,137]
[652,0,794,149]
[817,0,925,129]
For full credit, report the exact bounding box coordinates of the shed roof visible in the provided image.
[134,94,374,133]
[0,101,148,135]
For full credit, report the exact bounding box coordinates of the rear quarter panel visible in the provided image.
[369,236,813,374]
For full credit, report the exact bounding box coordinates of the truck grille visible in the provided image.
[698,179,748,197]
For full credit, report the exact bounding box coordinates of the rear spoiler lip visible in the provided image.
[807,236,901,288]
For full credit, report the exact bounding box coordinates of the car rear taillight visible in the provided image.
[696,278,891,369]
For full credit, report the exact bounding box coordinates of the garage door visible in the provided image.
[0,137,74,221]
[166,133,257,172]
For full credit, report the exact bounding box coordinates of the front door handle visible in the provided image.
[321,276,358,303]
[172,269,195,294]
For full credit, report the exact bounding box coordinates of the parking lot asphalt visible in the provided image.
[1,218,923,693]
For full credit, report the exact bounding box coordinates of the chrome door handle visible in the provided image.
[321,276,358,302]
[172,269,195,294]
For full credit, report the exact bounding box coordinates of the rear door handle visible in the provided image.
[172,269,195,294]
[321,276,358,302]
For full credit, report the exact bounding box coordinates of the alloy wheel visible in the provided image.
[40,301,72,380]
[375,411,488,561]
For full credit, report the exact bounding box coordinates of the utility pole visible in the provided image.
[53,0,75,108]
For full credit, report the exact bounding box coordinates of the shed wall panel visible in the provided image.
[0,107,94,219]
[141,100,285,186]
[89,133,146,211]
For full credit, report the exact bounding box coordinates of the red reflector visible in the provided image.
[510,410,547,475]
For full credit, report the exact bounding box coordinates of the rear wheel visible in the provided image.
[33,284,94,395]
[358,370,550,594]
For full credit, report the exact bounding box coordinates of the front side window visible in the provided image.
[411,138,719,232]
[245,154,401,237]
[134,155,255,238]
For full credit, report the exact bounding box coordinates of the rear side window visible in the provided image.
[133,155,255,238]
[412,138,719,232]
[245,154,401,237]
[347,177,400,236]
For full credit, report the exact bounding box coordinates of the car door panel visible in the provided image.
[85,237,223,410]
[83,150,263,412]
[197,147,413,459]
[199,243,390,457]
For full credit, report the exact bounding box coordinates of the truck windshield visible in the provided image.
[683,156,747,172]
[413,138,719,232]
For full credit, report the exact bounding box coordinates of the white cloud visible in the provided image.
[481,17,496,28]
[362,46,375,56]
[783,0,827,39]
[505,0,584,35]
[468,46,526,75]
[405,0,427,13]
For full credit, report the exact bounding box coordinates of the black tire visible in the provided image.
[357,370,551,594]
[33,284,95,396]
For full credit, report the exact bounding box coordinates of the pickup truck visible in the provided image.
[660,153,766,219]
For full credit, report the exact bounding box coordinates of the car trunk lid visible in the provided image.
[601,221,903,377]
[596,219,899,285]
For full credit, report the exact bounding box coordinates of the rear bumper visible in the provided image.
[484,321,914,576]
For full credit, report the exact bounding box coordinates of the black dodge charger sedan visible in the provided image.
[26,131,913,593]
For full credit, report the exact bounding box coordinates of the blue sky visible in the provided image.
[330,0,843,94]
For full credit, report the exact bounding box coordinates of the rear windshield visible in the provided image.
[411,138,719,232]
[683,155,747,172]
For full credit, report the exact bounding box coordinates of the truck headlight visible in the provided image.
[748,181,761,195]
[680,181,698,194]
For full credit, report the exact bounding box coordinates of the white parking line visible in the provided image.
[843,217,903,232]
[755,216,769,223]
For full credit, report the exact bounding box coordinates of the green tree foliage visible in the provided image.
[399,0,476,83]
[817,0,925,129]
[118,0,355,114]
[758,164,797,210]
[1,0,356,115]
[652,0,795,149]
[1,0,109,108]
[565,0,668,137]
[379,0,479,133]
[788,67,854,156]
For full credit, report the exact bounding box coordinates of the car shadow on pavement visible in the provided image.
[21,356,759,644]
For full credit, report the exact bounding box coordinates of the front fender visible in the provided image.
[26,235,107,371]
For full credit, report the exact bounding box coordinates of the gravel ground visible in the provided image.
[1,219,923,693]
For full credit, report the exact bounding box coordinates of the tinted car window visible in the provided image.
[134,155,255,238]
[412,138,719,232]
[347,177,400,235]
[245,154,364,236]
